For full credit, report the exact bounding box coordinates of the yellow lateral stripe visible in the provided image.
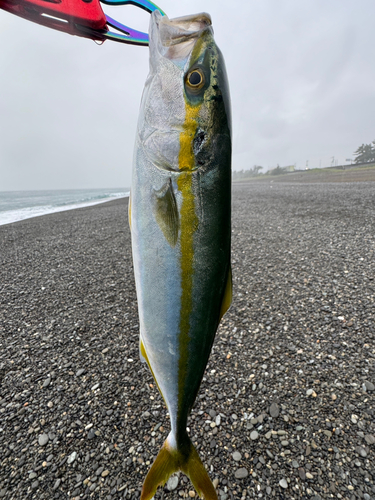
[177,102,200,402]
[179,104,200,171]
[128,192,132,230]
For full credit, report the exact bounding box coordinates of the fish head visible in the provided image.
[139,11,231,173]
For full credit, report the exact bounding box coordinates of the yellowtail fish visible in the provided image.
[129,10,232,500]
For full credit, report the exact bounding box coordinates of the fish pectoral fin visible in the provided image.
[219,265,232,321]
[141,433,218,500]
[152,178,179,247]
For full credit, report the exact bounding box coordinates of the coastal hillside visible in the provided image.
[233,164,375,184]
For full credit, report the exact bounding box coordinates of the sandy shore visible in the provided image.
[0,184,374,500]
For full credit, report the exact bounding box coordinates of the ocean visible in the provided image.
[0,188,130,226]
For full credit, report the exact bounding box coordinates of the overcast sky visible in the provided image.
[1,0,375,190]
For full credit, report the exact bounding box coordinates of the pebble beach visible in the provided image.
[0,181,374,500]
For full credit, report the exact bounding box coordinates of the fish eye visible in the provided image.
[186,69,205,89]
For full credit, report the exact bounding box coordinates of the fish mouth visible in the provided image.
[157,13,212,46]
[150,11,213,61]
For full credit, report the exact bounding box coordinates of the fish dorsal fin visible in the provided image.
[152,178,179,247]
[219,265,232,321]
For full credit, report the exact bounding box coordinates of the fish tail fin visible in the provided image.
[141,432,217,500]
[140,435,178,500]
[180,439,218,500]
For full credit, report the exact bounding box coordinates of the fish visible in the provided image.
[129,10,232,500]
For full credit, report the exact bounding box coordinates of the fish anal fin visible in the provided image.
[139,339,167,406]
[152,178,179,247]
[139,338,147,364]
[141,433,217,500]
[219,265,232,321]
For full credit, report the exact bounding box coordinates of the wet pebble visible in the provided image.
[250,430,259,440]
[67,451,77,464]
[166,475,179,491]
[42,377,51,388]
[234,468,248,479]
[279,479,288,489]
[269,402,279,418]
[363,380,374,391]
[38,434,49,446]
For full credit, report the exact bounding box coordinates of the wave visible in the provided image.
[0,189,129,226]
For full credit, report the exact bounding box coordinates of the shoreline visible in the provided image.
[0,193,129,228]
[1,184,374,500]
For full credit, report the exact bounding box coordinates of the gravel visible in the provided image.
[1,182,375,499]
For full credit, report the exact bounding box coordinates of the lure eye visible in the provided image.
[186,69,205,89]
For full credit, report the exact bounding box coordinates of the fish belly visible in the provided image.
[131,148,181,425]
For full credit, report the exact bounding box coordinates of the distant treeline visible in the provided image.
[232,164,294,180]
[353,140,375,164]
[232,166,263,180]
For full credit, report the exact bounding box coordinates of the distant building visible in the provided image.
[283,165,295,172]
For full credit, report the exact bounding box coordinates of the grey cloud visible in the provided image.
[1,0,375,189]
